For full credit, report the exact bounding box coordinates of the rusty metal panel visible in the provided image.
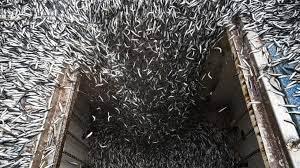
[226,19,300,167]
[30,66,80,168]
[208,40,264,167]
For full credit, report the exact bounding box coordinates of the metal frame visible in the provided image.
[30,66,80,168]
[227,20,300,167]
[30,20,300,168]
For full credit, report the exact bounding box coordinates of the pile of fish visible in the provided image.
[86,0,231,147]
[88,124,236,168]
[0,0,299,167]
[81,0,239,167]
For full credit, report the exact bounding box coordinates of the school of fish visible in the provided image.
[0,0,299,167]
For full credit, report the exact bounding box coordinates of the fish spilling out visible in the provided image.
[0,0,299,167]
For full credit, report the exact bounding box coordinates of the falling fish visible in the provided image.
[85,132,93,139]
[1,0,299,167]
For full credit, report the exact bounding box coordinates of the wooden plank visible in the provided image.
[244,27,300,168]
[30,66,80,168]
[227,20,293,167]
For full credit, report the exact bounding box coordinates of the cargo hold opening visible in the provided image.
[52,34,266,168]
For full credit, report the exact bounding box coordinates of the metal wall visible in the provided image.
[205,38,264,168]
[59,92,91,168]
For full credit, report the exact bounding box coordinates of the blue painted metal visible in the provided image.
[267,44,300,134]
